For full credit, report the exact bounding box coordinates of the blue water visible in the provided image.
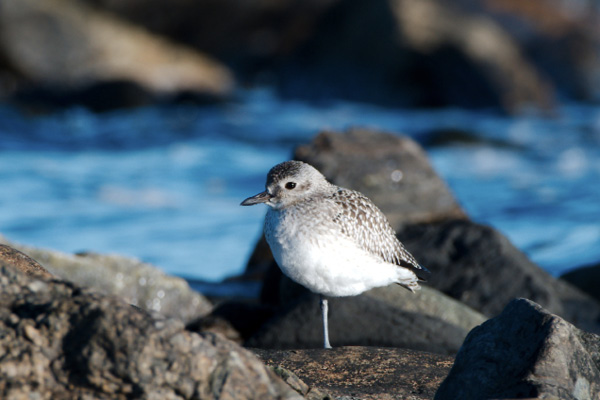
[1,89,599,282]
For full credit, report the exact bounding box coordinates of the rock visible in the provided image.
[435,298,600,400]
[0,0,233,109]
[0,261,302,399]
[561,262,600,302]
[187,301,277,345]
[294,129,466,229]
[269,366,332,400]
[365,285,486,333]
[246,291,470,355]
[0,244,53,279]
[397,219,600,334]
[254,346,454,400]
[203,282,485,353]
[0,235,212,324]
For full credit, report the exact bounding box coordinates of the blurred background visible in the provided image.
[0,0,599,285]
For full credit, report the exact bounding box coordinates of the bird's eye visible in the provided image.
[285,182,296,190]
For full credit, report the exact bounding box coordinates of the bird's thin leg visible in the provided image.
[320,295,332,349]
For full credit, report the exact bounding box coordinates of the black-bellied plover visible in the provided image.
[241,160,429,349]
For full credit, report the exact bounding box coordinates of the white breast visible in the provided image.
[265,206,412,297]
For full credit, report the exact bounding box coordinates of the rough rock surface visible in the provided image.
[0,235,212,324]
[0,261,301,400]
[0,244,53,279]
[0,0,233,107]
[254,347,454,400]
[398,219,600,333]
[561,262,600,302]
[435,298,600,400]
[246,292,470,355]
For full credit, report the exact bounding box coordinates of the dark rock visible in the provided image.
[0,260,301,399]
[0,244,53,279]
[397,219,600,333]
[561,262,600,302]
[254,346,454,400]
[205,284,485,350]
[187,301,277,345]
[0,235,213,325]
[246,292,469,355]
[435,298,600,400]
[0,0,233,110]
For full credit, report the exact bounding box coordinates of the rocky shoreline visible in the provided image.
[2,129,600,399]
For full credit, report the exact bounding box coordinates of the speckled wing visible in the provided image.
[330,188,430,281]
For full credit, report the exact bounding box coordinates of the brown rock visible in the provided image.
[254,346,454,400]
[0,244,53,279]
[269,366,332,400]
[0,260,301,399]
[0,0,233,102]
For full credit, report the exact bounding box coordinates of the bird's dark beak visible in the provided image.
[240,191,272,206]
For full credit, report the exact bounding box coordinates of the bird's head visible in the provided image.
[241,161,334,210]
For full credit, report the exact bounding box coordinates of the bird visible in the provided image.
[241,160,429,349]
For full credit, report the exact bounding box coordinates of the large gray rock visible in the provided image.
[0,261,302,400]
[435,298,600,400]
[246,291,471,355]
[196,284,485,353]
[365,285,486,332]
[398,219,600,334]
[0,235,212,324]
[254,346,454,400]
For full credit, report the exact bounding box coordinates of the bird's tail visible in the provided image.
[396,267,422,292]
